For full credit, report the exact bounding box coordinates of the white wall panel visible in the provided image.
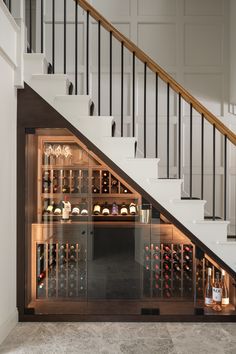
[184,0,223,16]
[184,73,223,116]
[184,24,223,66]
[137,23,176,67]
[91,0,131,18]
[138,0,176,16]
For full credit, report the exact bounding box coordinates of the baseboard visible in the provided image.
[0,308,18,345]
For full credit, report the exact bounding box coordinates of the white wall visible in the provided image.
[0,0,24,344]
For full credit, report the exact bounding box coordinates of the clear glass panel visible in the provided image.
[24,128,236,318]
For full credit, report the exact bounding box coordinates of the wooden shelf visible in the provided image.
[42,215,138,222]
[41,193,138,198]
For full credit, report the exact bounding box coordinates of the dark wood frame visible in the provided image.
[17,84,236,321]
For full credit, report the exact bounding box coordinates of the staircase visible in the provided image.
[22,0,236,278]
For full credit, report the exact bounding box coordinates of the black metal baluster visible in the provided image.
[144,62,147,158]
[155,73,158,158]
[189,103,193,198]
[109,31,112,116]
[41,0,44,53]
[86,11,90,95]
[213,124,216,220]
[167,83,170,178]
[178,93,181,179]
[52,0,55,73]
[121,42,124,136]
[29,0,32,52]
[9,0,11,13]
[64,0,67,74]
[75,0,78,94]
[132,52,135,138]
[201,114,204,200]
[98,21,101,116]
[224,135,227,220]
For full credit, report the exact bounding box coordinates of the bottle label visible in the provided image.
[222,297,229,305]
[205,297,213,305]
[94,205,101,214]
[212,287,222,302]
[129,205,136,214]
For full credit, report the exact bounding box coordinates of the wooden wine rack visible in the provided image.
[38,136,141,223]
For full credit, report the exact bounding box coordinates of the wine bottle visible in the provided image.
[112,179,118,186]
[45,200,54,214]
[102,186,109,194]
[184,246,192,252]
[129,202,136,215]
[212,272,222,312]
[72,207,80,215]
[102,202,110,216]
[120,203,128,215]
[93,203,101,215]
[92,186,99,194]
[163,272,170,280]
[111,202,119,215]
[163,253,170,261]
[42,173,51,193]
[163,262,170,271]
[62,196,71,221]
[153,263,159,271]
[173,252,180,261]
[173,263,181,272]
[153,253,159,260]
[221,270,229,306]
[164,245,171,253]
[183,264,191,272]
[184,254,191,261]
[80,199,88,215]
[102,171,109,178]
[154,245,159,252]
[102,178,109,186]
[204,267,213,307]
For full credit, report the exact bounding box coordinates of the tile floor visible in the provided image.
[0,322,236,354]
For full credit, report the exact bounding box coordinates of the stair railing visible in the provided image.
[24,0,236,236]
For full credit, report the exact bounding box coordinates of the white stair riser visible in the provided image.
[54,95,91,117]
[67,116,113,140]
[24,53,47,84]
[165,200,205,221]
[119,159,159,180]
[145,180,182,201]
[96,138,136,160]
[30,75,69,106]
[186,222,228,243]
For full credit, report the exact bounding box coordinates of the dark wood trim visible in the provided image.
[19,313,236,322]
[17,83,236,321]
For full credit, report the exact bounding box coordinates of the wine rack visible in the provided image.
[39,137,141,222]
[143,242,194,299]
[37,241,87,299]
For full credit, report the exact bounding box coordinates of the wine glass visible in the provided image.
[62,145,72,165]
[53,144,62,164]
[44,144,53,165]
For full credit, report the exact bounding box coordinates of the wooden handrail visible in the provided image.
[77,0,236,146]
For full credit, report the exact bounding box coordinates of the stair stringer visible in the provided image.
[18,82,236,279]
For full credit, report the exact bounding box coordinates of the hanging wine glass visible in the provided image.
[53,144,62,165]
[62,145,72,165]
[43,144,53,165]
